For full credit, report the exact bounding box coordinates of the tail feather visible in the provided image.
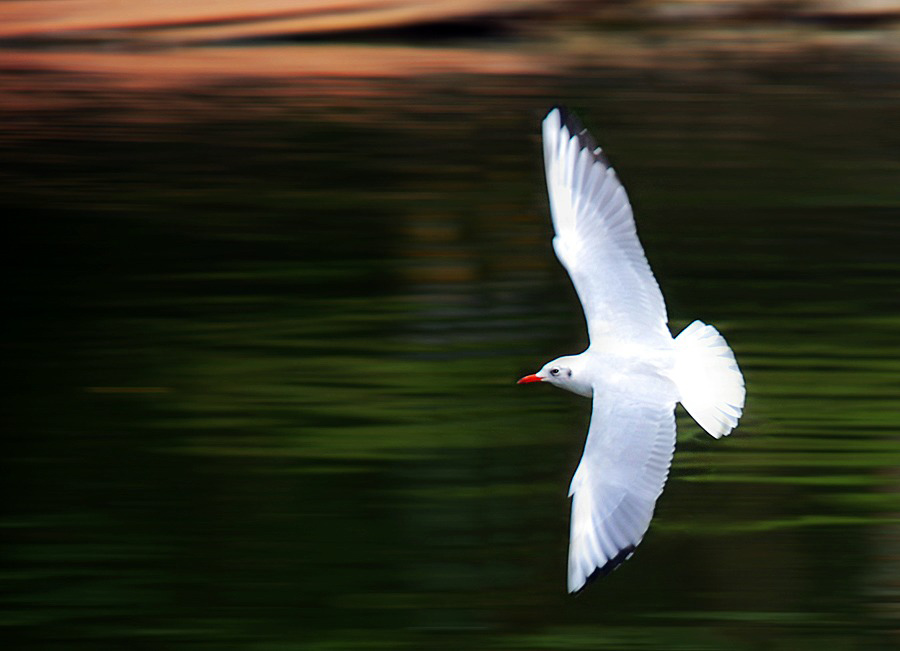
[672,320,745,438]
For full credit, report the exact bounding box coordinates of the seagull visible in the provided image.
[518,107,746,593]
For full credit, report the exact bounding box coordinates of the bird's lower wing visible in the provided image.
[567,378,677,593]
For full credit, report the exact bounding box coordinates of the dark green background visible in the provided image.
[3,62,899,649]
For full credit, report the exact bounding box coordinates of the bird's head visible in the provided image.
[517,355,592,397]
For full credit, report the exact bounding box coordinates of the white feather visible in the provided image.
[542,108,670,348]
[673,320,746,438]
[567,375,677,592]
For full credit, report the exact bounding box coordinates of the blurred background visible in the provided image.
[2,1,899,649]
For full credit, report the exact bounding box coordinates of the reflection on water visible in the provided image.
[3,39,900,651]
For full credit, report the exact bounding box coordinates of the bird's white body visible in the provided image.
[521,107,746,593]
[535,345,676,399]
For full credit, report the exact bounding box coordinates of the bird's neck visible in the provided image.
[564,352,595,398]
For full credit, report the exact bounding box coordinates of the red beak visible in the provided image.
[517,373,543,385]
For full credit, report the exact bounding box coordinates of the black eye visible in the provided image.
[550,368,560,376]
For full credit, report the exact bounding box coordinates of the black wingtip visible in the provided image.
[546,105,611,169]
[570,544,636,596]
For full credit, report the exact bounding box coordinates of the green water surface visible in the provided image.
[3,67,899,650]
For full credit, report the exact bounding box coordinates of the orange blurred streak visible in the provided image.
[0,0,537,41]
[1,45,547,89]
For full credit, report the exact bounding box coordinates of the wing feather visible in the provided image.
[567,379,677,593]
[543,107,670,347]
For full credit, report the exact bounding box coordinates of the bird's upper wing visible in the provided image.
[566,375,677,593]
[543,107,670,347]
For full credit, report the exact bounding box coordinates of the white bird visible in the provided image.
[518,107,746,593]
